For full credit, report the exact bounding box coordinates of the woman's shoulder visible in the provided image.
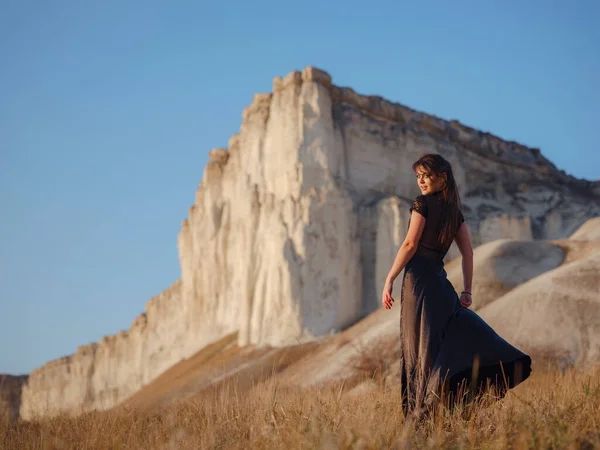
[411,194,430,205]
[410,195,429,217]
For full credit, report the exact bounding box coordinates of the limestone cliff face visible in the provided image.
[18,66,600,420]
[20,281,187,419]
[0,375,27,421]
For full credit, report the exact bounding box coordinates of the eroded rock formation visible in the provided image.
[16,66,600,420]
[0,375,27,422]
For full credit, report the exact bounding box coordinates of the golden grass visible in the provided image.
[3,364,600,450]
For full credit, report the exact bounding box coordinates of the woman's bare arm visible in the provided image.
[454,222,473,293]
[382,210,426,309]
[385,210,426,284]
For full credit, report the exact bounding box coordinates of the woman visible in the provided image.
[382,153,532,416]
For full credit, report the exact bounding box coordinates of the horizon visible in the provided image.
[2,0,599,375]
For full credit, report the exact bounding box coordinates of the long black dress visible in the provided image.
[398,191,532,415]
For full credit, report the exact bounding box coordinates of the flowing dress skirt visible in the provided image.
[399,254,532,414]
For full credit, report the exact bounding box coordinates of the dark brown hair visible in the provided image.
[412,153,462,249]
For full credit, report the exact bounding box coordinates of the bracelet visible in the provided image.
[461,291,472,296]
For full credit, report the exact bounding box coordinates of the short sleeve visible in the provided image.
[410,195,428,218]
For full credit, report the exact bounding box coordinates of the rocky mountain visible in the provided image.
[0,375,27,422]
[9,66,600,421]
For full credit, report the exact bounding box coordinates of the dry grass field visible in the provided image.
[3,359,599,450]
[5,228,599,449]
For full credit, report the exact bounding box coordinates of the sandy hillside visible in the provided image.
[568,216,600,241]
[479,251,600,369]
[445,239,565,310]
[478,239,600,369]
[118,333,320,411]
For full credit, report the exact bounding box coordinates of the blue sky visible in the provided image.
[1,0,598,374]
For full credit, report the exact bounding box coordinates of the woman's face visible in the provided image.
[415,166,445,194]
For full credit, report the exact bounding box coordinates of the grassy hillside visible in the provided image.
[3,361,599,449]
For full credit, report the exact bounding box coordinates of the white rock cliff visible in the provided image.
[17,66,600,419]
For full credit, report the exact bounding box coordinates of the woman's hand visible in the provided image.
[459,292,472,308]
[382,280,394,310]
